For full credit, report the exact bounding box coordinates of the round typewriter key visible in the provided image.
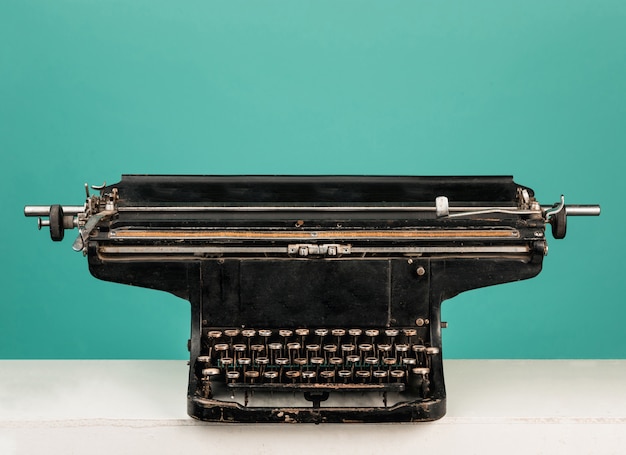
[412,367,430,376]
[403,329,417,337]
[258,329,272,337]
[255,356,269,365]
[226,371,240,380]
[268,342,282,351]
[348,328,362,336]
[356,370,371,380]
[383,357,397,365]
[263,371,278,381]
[241,329,256,338]
[294,357,307,366]
[315,328,329,336]
[275,357,289,366]
[341,344,355,353]
[302,370,316,381]
[245,370,260,381]
[390,370,405,380]
[323,344,338,353]
[287,342,301,351]
[395,344,410,353]
[358,343,373,352]
[346,355,360,364]
[285,370,300,383]
[279,329,293,337]
[251,344,264,352]
[412,344,426,353]
[306,344,320,352]
[215,343,229,352]
[373,370,388,379]
[207,330,222,338]
[295,328,310,336]
[338,369,352,380]
[331,328,346,337]
[320,370,335,381]
[365,329,379,337]
[224,329,240,338]
[377,344,392,352]
[329,357,343,365]
[310,356,324,365]
[202,368,221,377]
[196,356,211,363]
[364,356,379,366]
[384,329,399,337]
[402,357,417,366]
[238,357,251,366]
[425,347,440,355]
[338,370,352,379]
[220,357,233,367]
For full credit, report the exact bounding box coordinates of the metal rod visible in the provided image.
[24,205,85,217]
[564,205,601,217]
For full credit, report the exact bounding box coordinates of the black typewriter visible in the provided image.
[25,175,599,423]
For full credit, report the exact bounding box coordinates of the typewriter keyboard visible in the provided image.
[197,328,437,398]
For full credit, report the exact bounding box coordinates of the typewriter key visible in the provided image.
[411,367,430,376]
[207,330,222,339]
[377,344,392,353]
[310,356,324,366]
[384,329,399,338]
[338,370,352,382]
[383,357,396,366]
[215,343,229,352]
[373,370,388,381]
[425,346,440,355]
[220,357,233,367]
[329,357,343,366]
[226,371,240,382]
[279,329,293,338]
[196,355,211,363]
[258,329,272,337]
[285,370,300,382]
[202,367,220,377]
[241,329,256,338]
[402,357,416,366]
[275,357,289,366]
[302,370,316,382]
[390,370,405,381]
[320,370,335,382]
[224,329,240,338]
[263,371,278,383]
[255,356,269,366]
[295,328,310,336]
[245,370,260,383]
[238,357,251,366]
[346,355,360,364]
[356,370,371,382]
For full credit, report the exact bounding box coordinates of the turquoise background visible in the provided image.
[1,0,623,359]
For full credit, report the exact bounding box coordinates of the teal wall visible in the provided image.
[1,1,623,359]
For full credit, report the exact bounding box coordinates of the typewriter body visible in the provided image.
[25,175,599,423]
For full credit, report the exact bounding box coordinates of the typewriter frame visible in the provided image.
[76,175,547,423]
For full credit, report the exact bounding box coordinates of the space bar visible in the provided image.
[226,383,405,392]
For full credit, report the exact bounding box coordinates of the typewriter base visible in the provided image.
[188,396,446,423]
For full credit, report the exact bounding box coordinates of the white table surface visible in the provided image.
[1,360,624,454]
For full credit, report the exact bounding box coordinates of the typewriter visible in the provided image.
[25,175,600,423]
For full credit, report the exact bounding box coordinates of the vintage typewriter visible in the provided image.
[24,175,599,423]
